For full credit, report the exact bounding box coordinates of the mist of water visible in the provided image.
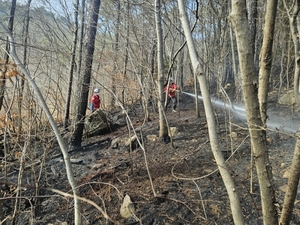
[181,91,298,134]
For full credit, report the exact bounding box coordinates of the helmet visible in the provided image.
[94,88,100,93]
[169,77,174,83]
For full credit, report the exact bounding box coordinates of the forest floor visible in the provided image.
[2,87,300,225]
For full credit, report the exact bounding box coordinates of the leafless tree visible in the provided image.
[1,24,82,225]
[71,0,101,147]
[63,0,80,129]
[283,0,300,104]
[0,0,16,111]
[155,0,168,138]
[177,0,245,224]
[229,1,278,224]
[258,0,278,125]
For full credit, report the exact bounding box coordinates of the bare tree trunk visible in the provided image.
[283,0,300,104]
[177,1,245,224]
[121,0,130,105]
[64,0,80,129]
[71,0,101,147]
[229,1,278,224]
[155,0,168,138]
[279,5,300,224]
[277,34,285,101]
[13,19,33,220]
[18,0,32,135]
[247,0,257,58]
[258,0,278,125]
[75,0,86,89]
[111,0,120,108]
[1,24,82,225]
[0,0,16,111]
[0,2,17,223]
[280,127,300,224]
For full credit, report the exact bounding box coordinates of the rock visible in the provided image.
[170,127,178,137]
[124,135,137,147]
[70,158,83,164]
[230,132,238,138]
[84,109,111,137]
[146,134,157,141]
[282,167,291,178]
[111,137,122,149]
[110,110,128,127]
[278,90,296,105]
[120,194,135,218]
[110,135,139,151]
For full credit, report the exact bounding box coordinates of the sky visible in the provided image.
[17,0,73,16]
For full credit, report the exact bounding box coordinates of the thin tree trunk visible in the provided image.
[0,2,17,223]
[155,0,168,138]
[258,0,278,125]
[229,1,278,224]
[2,24,82,225]
[64,0,80,129]
[18,0,32,135]
[247,0,257,58]
[277,36,285,101]
[177,1,245,224]
[121,0,130,105]
[0,0,16,111]
[279,127,300,224]
[283,0,300,104]
[75,0,86,87]
[71,0,101,147]
[111,0,120,108]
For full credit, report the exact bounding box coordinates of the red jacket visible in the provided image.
[164,83,178,98]
[90,94,100,110]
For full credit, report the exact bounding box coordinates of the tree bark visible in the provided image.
[0,0,16,111]
[280,128,300,224]
[258,0,278,125]
[155,0,168,138]
[76,0,86,82]
[0,2,17,223]
[229,1,278,224]
[17,0,32,135]
[178,1,245,224]
[64,0,80,129]
[111,0,121,108]
[283,0,300,104]
[71,0,101,147]
[247,0,257,58]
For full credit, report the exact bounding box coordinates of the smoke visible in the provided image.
[181,91,298,134]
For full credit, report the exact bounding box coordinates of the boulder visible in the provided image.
[84,109,111,137]
[120,194,135,218]
[278,90,296,105]
[111,134,139,151]
[170,127,179,137]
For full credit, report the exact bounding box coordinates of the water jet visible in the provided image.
[181,91,298,134]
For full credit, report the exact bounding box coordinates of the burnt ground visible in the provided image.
[2,88,300,225]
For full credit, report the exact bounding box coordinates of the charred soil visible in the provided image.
[2,89,300,225]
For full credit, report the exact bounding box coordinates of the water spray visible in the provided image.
[181,91,298,134]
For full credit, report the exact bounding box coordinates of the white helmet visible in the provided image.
[169,77,173,83]
[94,88,100,93]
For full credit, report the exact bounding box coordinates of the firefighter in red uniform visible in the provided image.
[90,88,101,112]
[164,77,178,112]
